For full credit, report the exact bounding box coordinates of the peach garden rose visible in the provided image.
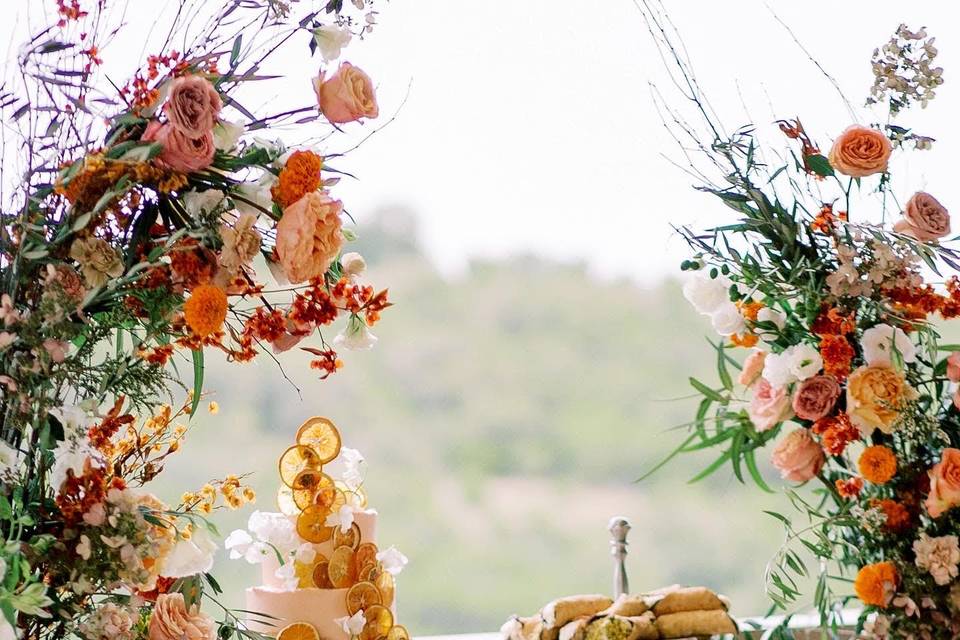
[163,75,222,138]
[926,448,960,518]
[314,62,379,124]
[275,191,344,283]
[771,428,824,483]
[828,125,892,177]
[147,593,215,640]
[894,191,950,241]
[846,364,917,435]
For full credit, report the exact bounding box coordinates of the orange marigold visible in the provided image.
[854,561,898,608]
[859,445,897,485]
[819,334,854,381]
[871,498,911,531]
[184,284,228,337]
[813,413,860,456]
[271,150,323,208]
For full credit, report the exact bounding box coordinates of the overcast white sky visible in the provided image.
[7,1,960,283]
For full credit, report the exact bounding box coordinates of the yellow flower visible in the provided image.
[846,364,917,435]
[207,401,219,415]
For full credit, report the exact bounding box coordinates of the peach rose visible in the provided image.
[738,350,766,387]
[748,378,794,432]
[926,448,960,518]
[846,364,917,436]
[142,121,215,173]
[948,353,960,383]
[163,75,222,138]
[148,593,215,640]
[314,62,379,124]
[828,125,892,178]
[771,428,824,483]
[275,191,343,283]
[792,375,840,422]
[894,191,950,241]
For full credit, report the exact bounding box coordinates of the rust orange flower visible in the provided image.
[819,334,854,381]
[271,150,323,208]
[854,561,898,608]
[835,477,863,499]
[871,498,911,531]
[813,413,859,456]
[859,445,897,485]
[184,284,228,337]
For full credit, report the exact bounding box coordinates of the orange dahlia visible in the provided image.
[859,445,897,485]
[854,561,897,608]
[271,150,323,208]
[184,284,228,337]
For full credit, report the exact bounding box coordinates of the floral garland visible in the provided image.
[0,1,392,639]
[638,3,960,637]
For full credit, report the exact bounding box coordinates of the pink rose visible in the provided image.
[142,121,215,173]
[148,593,215,640]
[894,192,950,241]
[314,62,379,124]
[948,353,960,383]
[163,75,222,138]
[791,375,841,421]
[275,191,344,283]
[771,429,825,483]
[926,448,960,518]
[738,350,766,387]
[748,378,794,432]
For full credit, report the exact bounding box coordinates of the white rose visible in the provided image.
[224,529,253,560]
[861,323,917,366]
[757,307,787,330]
[762,350,795,388]
[233,182,274,219]
[161,527,218,578]
[182,189,226,217]
[312,25,353,61]
[682,272,731,314]
[340,252,366,277]
[213,120,245,151]
[709,302,746,337]
[788,344,823,381]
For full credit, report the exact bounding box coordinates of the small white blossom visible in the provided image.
[763,344,822,388]
[313,25,353,61]
[274,562,299,591]
[325,504,357,533]
[161,527,218,578]
[293,543,316,565]
[340,447,365,491]
[182,189,226,217]
[682,272,731,315]
[224,529,254,560]
[334,315,378,351]
[335,611,367,637]
[708,302,745,337]
[0,441,19,477]
[757,307,786,331]
[213,120,245,151]
[376,545,408,575]
[861,323,917,367]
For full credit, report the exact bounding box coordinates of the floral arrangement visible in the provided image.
[0,1,391,639]
[638,3,960,638]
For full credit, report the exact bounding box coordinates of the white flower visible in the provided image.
[709,302,745,337]
[325,504,356,533]
[788,344,823,381]
[49,441,99,492]
[682,272,731,314]
[0,441,19,477]
[213,120,245,151]
[244,541,272,565]
[182,189,226,217]
[161,527,218,578]
[247,511,298,552]
[862,323,917,366]
[757,307,787,331]
[224,529,253,560]
[335,611,367,637]
[232,182,274,218]
[341,252,366,278]
[293,543,316,565]
[340,447,365,491]
[333,315,378,351]
[48,405,90,440]
[312,25,353,61]
[274,562,299,591]
[76,535,92,560]
[376,545,408,575]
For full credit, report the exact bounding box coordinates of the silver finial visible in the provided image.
[608,516,631,599]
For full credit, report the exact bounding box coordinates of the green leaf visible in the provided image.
[715,341,733,391]
[688,450,731,483]
[744,449,774,493]
[689,377,724,403]
[804,154,834,177]
[230,35,243,68]
[191,348,204,418]
[636,433,698,482]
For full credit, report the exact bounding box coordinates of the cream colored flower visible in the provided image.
[219,213,262,274]
[70,237,124,288]
[913,533,960,585]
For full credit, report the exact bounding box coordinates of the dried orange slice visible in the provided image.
[354,543,379,571]
[294,559,316,588]
[360,605,394,640]
[328,545,356,588]
[357,561,379,583]
[296,417,341,463]
[277,486,299,516]
[292,468,323,491]
[293,486,317,511]
[277,621,320,640]
[329,488,347,513]
[387,626,410,640]
[346,581,383,615]
[334,522,362,550]
[312,559,333,588]
[375,569,395,608]
[279,445,320,488]
[313,473,338,511]
[296,505,335,544]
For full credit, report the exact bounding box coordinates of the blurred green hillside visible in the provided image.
[159,208,803,634]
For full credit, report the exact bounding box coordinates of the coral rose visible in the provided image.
[926,448,960,518]
[142,121,215,174]
[771,429,824,483]
[791,375,840,421]
[738,349,766,387]
[275,191,344,283]
[854,561,898,608]
[894,191,950,241]
[314,62,379,124]
[846,364,917,436]
[164,75,222,138]
[148,593,215,640]
[747,378,793,432]
[948,353,960,383]
[828,125,892,177]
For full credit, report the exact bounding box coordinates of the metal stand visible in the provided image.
[608,516,631,599]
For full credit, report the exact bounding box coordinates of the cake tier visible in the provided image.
[246,585,350,638]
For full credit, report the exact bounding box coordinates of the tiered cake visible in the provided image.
[227,417,408,640]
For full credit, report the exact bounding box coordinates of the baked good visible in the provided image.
[655,610,737,638]
[542,595,614,628]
